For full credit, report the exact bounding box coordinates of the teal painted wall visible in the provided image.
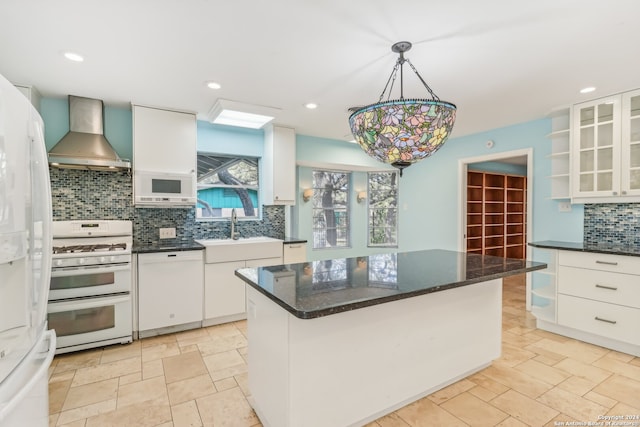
[39,97,585,261]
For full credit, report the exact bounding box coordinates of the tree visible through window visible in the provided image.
[196,153,259,220]
[368,171,398,247]
[311,170,350,249]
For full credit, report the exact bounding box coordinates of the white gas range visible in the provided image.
[48,220,133,354]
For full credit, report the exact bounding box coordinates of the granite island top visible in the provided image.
[235,249,546,319]
[529,240,640,257]
[133,241,205,253]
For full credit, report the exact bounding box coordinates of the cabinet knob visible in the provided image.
[612,191,618,195]
[622,190,627,195]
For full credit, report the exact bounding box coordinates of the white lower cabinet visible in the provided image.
[203,256,281,326]
[137,251,204,336]
[533,249,640,356]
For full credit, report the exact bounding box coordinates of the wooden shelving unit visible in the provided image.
[466,171,527,259]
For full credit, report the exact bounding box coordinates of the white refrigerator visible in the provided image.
[0,73,56,426]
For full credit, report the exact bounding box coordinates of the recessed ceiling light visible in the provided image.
[63,51,84,62]
[305,103,318,109]
[206,81,221,90]
[580,87,596,94]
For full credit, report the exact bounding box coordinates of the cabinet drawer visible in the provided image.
[559,251,640,275]
[557,294,640,345]
[558,266,640,308]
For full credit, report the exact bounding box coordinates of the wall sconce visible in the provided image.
[303,189,313,202]
[357,191,367,203]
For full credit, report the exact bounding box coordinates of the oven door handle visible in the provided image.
[47,293,130,313]
[51,263,130,277]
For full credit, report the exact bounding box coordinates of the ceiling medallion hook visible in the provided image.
[348,41,457,177]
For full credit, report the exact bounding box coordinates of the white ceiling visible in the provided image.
[2,0,640,143]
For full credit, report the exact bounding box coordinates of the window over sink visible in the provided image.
[196,153,260,220]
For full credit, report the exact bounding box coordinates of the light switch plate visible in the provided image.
[159,227,176,239]
[558,202,572,212]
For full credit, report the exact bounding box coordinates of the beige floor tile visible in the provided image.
[118,371,142,386]
[525,338,608,365]
[606,402,640,417]
[179,343,200,354]
[584,390,618,409]
[480,363,553,398]
[513,359,571,386]
[592,356,640,382]
[163,350,208,384]
[117,375,168,408]
[467,385,499,402]
[203,349,247,381]
[497,343,537,367]
[171,400,202,427]
[142,359,164,379]
[49,378,72,414]
[234,372,250,397]
[214,377,238,392]
[553,357,613,384]
[175,329,213,348]
[71,357,141,387]
[167,374,217,405]
[100,342,141,364]
[494,417,528,427]
[536,386,608,422]
[196,387,259,426]
[141,342,181,362]
[85,397,172,427]
[62,378,119,411]
[543,414,580,427]
[233,320,247,335]
[440,392,509,426]
[630,357,640,368]
[54,350,103,374]
[209,363,248,382]
[557,375,597,396]
[532,353,566,366]
[140,333,177,348]
[206,322,242,338]
[371,413,410,427]
[197,333,248,357]
[426,378,475,405]
[490,389,559,426]
[57,399,117,425]
[501,330,542,348]
[592,374,640,409]
[58,419,87,427]
[528,329,570,343]
[394,397,468,427]
[467,373,510,395]
[49,412,59,427]
[49,370,76,383]
[604,350,636,363]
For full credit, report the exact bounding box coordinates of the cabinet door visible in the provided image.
[204,261,247,319]
[283,243,306,264]
[138,252,204,331]
[621,89,640,196]
[572,96,621,198]
[133,105,197,174]
[263,125,296,205]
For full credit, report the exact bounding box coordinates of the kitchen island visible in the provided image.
[235,249,546,427]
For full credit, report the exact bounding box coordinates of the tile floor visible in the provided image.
[48,275,640,426]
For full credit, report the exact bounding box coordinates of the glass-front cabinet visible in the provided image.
[621,89,640,196]
[571,89,640,202]
[572,95,620,199]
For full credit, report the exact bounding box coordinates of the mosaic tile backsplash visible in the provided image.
[49,168,285,246]
[584,203,640,246]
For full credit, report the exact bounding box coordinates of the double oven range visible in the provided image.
[48,220,133,354]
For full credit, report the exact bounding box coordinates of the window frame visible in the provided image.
[367,170,399,248]
[310,169,351,250]
[195,152,261,221]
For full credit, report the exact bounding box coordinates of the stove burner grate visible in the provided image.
[52,243,127,254]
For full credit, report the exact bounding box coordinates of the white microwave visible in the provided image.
[134,170,196,207]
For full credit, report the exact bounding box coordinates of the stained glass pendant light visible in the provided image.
[348,41,457,176]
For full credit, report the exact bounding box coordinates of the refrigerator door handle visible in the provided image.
[0,330,56,424]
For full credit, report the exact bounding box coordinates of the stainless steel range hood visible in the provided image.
[48,95,131,171]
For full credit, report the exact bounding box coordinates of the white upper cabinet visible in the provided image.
[571,90,640,203]
[263,124,296,205]
[132,104,197,174]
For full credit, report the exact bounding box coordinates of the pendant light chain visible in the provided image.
[406,59,440,101]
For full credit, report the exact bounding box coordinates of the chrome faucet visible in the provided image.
[230,208,239,240]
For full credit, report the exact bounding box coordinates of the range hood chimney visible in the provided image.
[48,95,131,170]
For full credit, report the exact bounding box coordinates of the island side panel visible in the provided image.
[247,279,503,427]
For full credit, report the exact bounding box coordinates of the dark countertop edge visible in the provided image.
[529,241,640,257]
[283,237,307,244]
[133,244,205,253]
[235,263,546,320]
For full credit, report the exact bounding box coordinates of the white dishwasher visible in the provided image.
[137,250,204,337]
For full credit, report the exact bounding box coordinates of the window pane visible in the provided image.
[368,171,398,247]
[196,154,259,220]
[312,170,350,249]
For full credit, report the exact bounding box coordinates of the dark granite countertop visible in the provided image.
[529,241,640,257]
[133,241,205,253]
[283,236,307,244]
[235,249,546,319]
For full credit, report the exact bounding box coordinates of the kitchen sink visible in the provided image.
[195,237,283,263]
